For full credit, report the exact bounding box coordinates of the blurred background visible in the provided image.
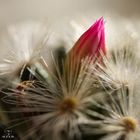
[0,0,139,25]
[0,0,139,27]
[0,0,139,47]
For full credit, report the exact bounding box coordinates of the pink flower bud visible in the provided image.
[69,17,106,60]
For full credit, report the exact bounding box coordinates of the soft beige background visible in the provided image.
[0,0,139,27]
[0,0,140,52]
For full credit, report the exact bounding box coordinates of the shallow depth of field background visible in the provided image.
[0,0,139,27]
[0,0,139,47]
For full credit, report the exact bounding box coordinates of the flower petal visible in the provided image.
[69,17,106,60]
